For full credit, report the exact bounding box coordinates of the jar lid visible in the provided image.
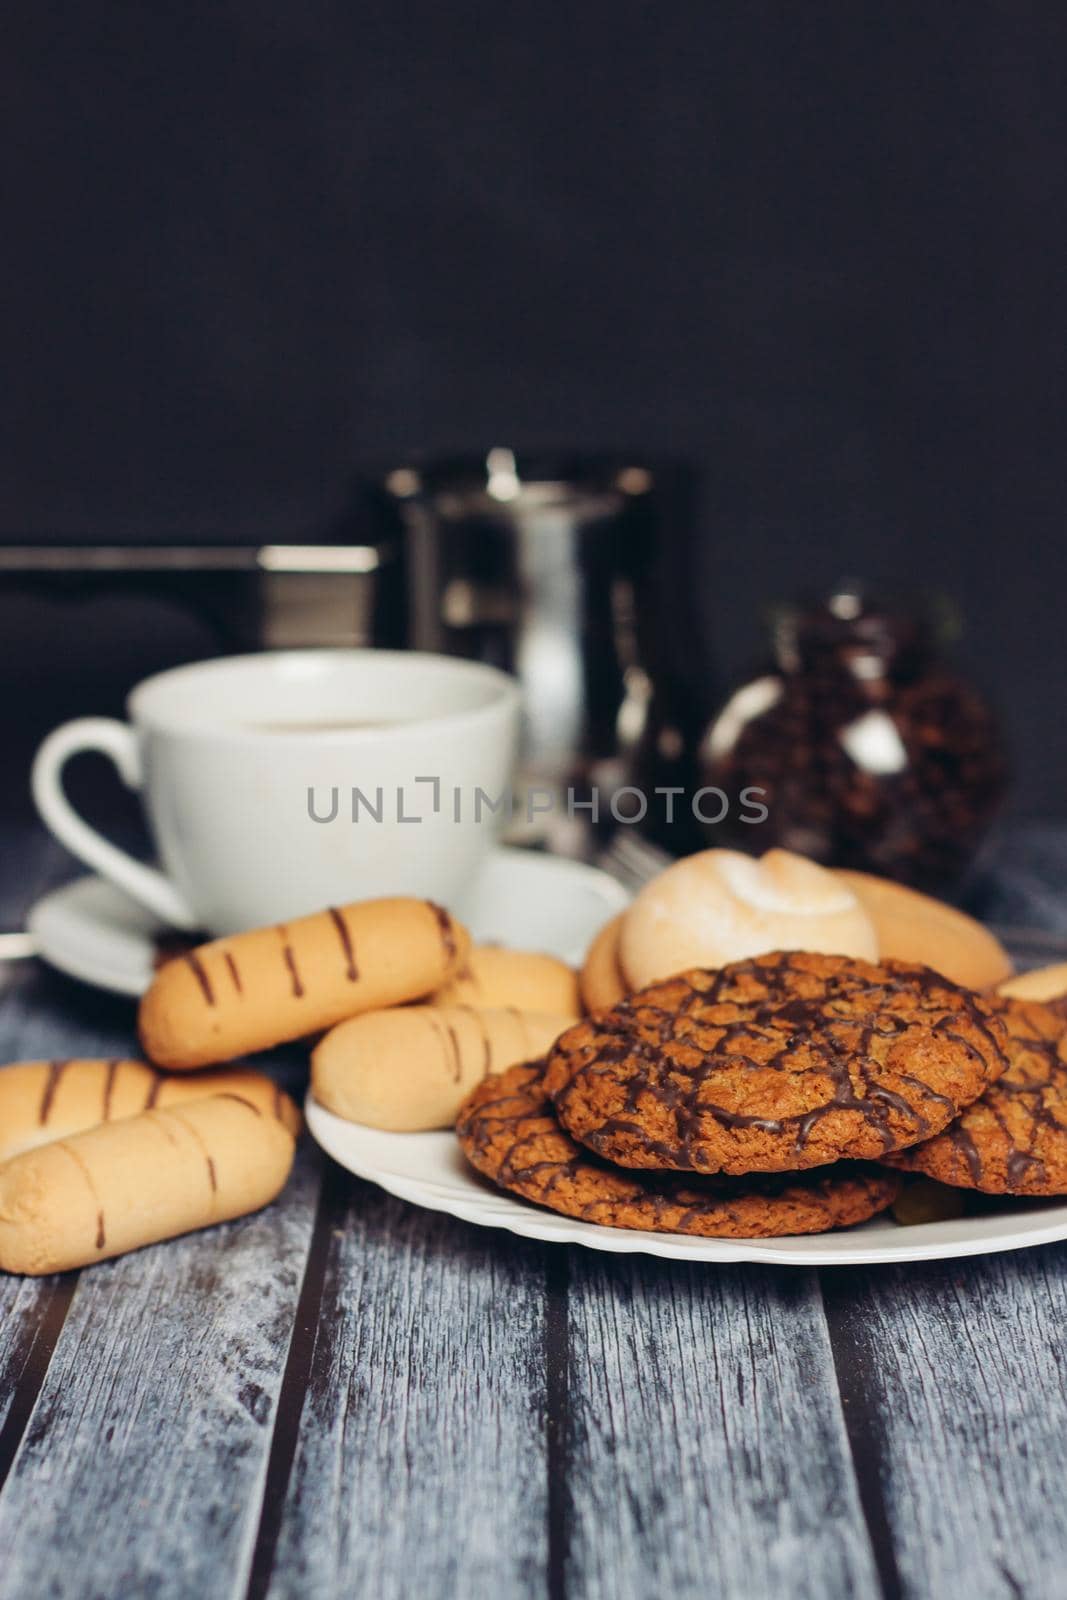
[773,584,935,676]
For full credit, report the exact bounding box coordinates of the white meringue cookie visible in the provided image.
[618,847,878,990]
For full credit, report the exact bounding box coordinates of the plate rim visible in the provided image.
[305,1096,1067,1268]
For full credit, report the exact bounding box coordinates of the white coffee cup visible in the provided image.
[32,650,521,934]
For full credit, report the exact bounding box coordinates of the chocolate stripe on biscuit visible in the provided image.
[57,1139,107,1251]
[279,928,304,998]
[166,1108,220,1196]
[428,901,456,961]
[446,1022,463,1083]
[103,1059,121,1121]
[39,1060,69,1126]
[213,1092,263,1115]
[475,1010,492,1076]
[428,1016,462,1083]
[184,951,215,1006]
[328,906,359,981]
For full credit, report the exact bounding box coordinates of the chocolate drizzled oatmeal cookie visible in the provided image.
[887,998,1067,1194]
[457,1061,900,1237]
[543,952,1009,1175]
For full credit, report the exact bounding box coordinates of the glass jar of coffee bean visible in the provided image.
[698,586,1008,892]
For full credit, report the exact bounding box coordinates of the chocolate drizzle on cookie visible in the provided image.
[545,953,1009,1175]
[946,1123,985,1186]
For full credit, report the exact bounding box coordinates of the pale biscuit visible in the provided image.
[0,1093,297,1275]
[836,869,1013,991]
[434,946,580,1017]
[0,1059,300,1166]
[619,848,878,990]
[579,914,630,1014]
[997,962,1067,1007]
[139,897,470,1069]
[312,1005,573,1130]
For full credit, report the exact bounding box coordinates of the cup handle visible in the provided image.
[31,718,198,929]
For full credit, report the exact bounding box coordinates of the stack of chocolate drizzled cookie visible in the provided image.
[457,951,1067,1239]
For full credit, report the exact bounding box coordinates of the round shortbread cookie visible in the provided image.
[997,962,1067,1014]
[835,869,1013,990]
[619,848,877,990]
[579,914,629,1014]
[434,946,580,1016]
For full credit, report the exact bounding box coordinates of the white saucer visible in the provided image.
[305,1100,1067,1266]
[27,847,631,997]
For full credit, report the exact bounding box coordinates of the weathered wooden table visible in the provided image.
[3,827,1067,1600]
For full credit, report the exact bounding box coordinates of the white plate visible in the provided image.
[306,1102,1067,1267]
[27,847,631,996]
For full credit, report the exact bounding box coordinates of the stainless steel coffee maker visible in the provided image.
[362,450,691,849]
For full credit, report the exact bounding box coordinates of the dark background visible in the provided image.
[4,1,1065,815]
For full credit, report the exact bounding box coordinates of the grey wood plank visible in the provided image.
[0,960,142,1061]
[564,1254,882,1600]
[0,1144,321,1600]
[0,1273,73,1448]
[823,1244,1067,1600]
[0,827,147,1063]
[264,1180,550,1600]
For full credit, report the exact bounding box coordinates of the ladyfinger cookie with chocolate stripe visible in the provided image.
[0,1092,297,1275]
[311,1005,573,1130]
[0,1059,300,1166]
[139,897,471,1070]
